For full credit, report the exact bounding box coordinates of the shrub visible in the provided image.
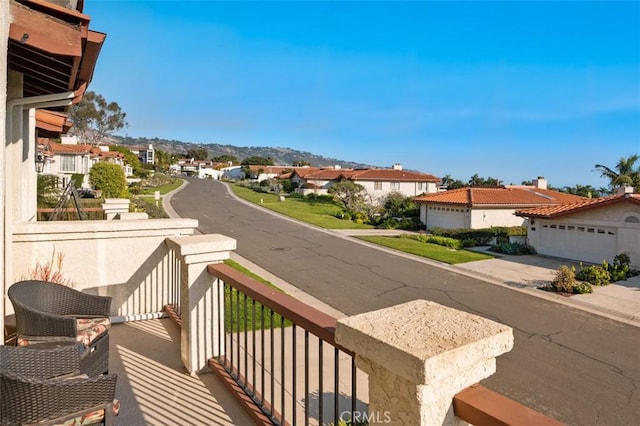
[576,265,610,286]
[130,197,169,219]
[461,238,477,248]
[608,253,638,282]
[573,281,593,294]
[550,265,578,293]
[335,210,352,221]
[489,242,536,255]
[402,234,462,249]
[427,227,526,246]
[89,162,126,198]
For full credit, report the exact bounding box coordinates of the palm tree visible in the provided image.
[594,155,640,192]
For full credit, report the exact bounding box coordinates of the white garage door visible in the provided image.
[538,224,617,264]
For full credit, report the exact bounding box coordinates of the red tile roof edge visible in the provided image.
[516,193,640,218]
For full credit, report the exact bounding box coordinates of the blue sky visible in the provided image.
[85,1,640,189]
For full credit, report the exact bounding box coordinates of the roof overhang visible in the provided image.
[8,0,105,103]
[516,195,640,219]
[35,109,73,136]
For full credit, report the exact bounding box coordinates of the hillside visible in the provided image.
[115,135,374,169]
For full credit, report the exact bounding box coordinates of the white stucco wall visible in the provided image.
[11,219,198,316]
[526,202,640,268]
[469,208,525,229]
[1,0,9,336]
[358,180,438,204]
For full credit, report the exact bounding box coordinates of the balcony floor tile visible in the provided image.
[109,318,253,426]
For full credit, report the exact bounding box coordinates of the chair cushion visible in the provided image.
[75,318,110,347]
[16,318,110,347]
[53,399,120,426]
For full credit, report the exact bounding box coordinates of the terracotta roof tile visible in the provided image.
[414,187,586,207]
[516,193,640,218]
[44,141,93,154]
[350,169,440,182]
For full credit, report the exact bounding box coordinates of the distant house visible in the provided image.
[246,165,295,181]
[290,164,440,202]
[171,159,228,179]
[347,164,440,202]
[129,144,155,165]
[38,138,130,188]
[414,177,586,230]
[516,186,640,268]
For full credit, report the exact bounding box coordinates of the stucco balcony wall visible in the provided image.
[10,218,198,317]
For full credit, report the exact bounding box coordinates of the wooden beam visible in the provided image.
[454,384,564,426]
[10,1,82,57]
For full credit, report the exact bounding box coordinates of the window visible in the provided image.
[625,216,640,223]
[559,225,566,230]
[587,228,595,233]
[61,155,75,172]
[374,182,382,190]
[417,182,424,191]
[390,182,400,190]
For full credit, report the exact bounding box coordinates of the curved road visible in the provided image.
[171,178,639,425]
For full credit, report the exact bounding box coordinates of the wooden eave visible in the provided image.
[9,2,83,57]
[8,0,104,103]
[20,0,90,24]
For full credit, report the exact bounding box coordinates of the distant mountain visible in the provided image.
[114,135,374,169]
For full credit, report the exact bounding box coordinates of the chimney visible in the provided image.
[393,163,403,171]
[617,185,634,195]
[533,176,547,190]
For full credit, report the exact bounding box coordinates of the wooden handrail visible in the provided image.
[454,384,564,426]
[207,262,354,356]
[37,208,103,212]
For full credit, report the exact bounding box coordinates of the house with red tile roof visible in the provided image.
[516,186,640,268]
[290,164,441,202]
[38,138,131,188]
[413,177,586,230]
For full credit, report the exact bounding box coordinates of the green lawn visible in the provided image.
[223,259,291,332]
[140,178,184,196]
[356,236,494,264]
[230,184,374,230]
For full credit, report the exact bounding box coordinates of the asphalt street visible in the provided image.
[170,178,640,425]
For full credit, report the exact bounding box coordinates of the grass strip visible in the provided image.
[356,235,494,264]
[140,178,184,195]
[229,183,374,230]
[223,259,292,332]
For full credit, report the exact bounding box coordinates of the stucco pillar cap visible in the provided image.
[335,299,513,385]
[166,234,237,258]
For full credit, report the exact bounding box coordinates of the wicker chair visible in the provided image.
[8,280,112,376]
[0,343,118,426]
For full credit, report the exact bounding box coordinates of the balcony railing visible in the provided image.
[207,262,364,425]
[165,233,563,425]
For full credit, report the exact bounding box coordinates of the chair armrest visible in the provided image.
[12,305,77,338]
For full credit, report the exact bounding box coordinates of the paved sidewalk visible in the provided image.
[454,249,640,327]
